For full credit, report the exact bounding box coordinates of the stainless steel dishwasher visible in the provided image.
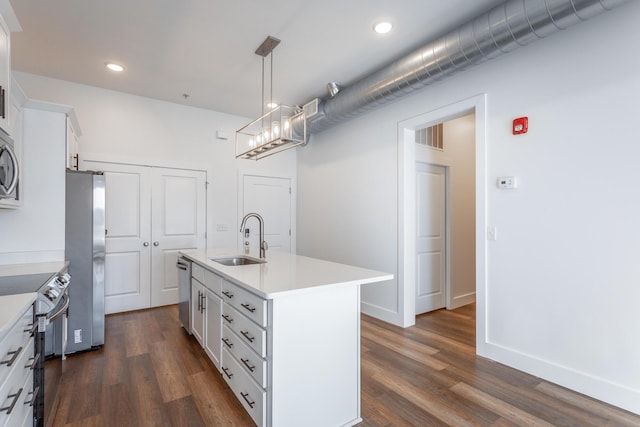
[176,256,192,333]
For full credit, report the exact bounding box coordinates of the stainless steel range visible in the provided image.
[0,263,70,427]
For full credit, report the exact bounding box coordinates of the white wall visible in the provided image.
[0,108,67,262]
[13,72,296,253]
[297,1,640,415]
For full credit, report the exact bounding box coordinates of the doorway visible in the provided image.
[415,162,448,314]
[398,94,487,352]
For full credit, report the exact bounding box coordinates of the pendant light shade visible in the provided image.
[235,36,306,160]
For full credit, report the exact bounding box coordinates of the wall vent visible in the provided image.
[415,124,443,150]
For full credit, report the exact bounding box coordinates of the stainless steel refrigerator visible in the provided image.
[61,169,106,354]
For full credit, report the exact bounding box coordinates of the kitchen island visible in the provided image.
[180,249,392,427]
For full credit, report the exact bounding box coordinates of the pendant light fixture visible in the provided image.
[235,36,306,160]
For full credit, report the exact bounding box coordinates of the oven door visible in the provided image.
[0,139,19,199]
[38,292,69,427]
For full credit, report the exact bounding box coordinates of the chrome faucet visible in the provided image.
[240,212,268,258]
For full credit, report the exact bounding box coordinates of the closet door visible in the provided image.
[84,161,206,313]
[85,162,152,314]
[150,167,206,306]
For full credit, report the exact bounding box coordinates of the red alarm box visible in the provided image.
[513,117,528,135]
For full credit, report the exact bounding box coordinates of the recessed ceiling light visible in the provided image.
[105,62,125,72]
[373,21,393,34]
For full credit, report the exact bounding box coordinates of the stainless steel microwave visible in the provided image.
[0,130,19,199]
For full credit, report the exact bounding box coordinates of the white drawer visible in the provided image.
[1,369,34,427]
[221,281,267,327]
[222,324,267,388]
[191,262,205,284]
[0,337,34,427]
[221,348,266,427]
[204,270,222,296]
[221,304,266,358]
[0,309,33,388]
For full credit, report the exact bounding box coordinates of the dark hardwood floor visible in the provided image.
[53,304,640,426]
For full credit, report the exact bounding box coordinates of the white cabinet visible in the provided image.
[182,251,373,427]
[65,117,79,170]
[190,264,222,371]
[0,13,10,135]
[220,285,268,427]
[203,273,222,369]
[191,279,205,345]
[0,302,35,427]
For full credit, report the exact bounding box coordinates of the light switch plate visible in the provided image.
[497,176,517,189]
[487,226,497,241]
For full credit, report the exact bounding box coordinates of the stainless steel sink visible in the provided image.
[210,256,266,266]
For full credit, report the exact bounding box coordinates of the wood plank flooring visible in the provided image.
[53,304,640,426]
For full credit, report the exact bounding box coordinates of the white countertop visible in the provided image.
[0,293,36,341]
[181,249,393,298]
[0,260,69,278]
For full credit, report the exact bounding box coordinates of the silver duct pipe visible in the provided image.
[307,0,630,133]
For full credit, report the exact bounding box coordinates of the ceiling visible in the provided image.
[9,0,504,119]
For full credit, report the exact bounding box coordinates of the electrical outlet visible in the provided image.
[74,329,82,344]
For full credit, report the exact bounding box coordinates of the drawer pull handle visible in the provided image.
[240,330,255,343]
[222,367,233,379]
[221,314,233,324]
[222,338,233,348]
[222,291,234,299]
[25,386,39,407]
[197,291,202,311]
[240,358,256,372]
[241,303,256,313]
[24,323,38,336]
[240,392,256,408]
[1,347,23,367]
[0,388,23,414]
[26,353,40,370]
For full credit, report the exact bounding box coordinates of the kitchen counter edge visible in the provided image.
[179,249,393,299]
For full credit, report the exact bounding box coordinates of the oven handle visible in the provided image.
[47,293,70,322]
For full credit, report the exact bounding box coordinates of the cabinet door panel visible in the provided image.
[204,289,222,371]
[191,280,205,346]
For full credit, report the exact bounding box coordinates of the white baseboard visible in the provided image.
[478,341,640,416]
[449,292,475,309]
[360,301,403,326]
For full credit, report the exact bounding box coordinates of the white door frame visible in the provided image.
[398,94,487,353]
[237,168,296,254]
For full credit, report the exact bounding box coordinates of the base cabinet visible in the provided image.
[185,258,362,427]
[0,303,35,427]
[190,263,223,371]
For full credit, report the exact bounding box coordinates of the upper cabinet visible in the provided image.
[0,12,10,135]
[66,115,80,170]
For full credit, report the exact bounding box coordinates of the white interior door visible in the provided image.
[416,162,447,314]
[242,175,291,253]
[86,162,152,314]
[151,167,206,306]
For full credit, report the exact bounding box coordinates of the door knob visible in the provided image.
[153,241,159,246]
[143,242,149,247]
